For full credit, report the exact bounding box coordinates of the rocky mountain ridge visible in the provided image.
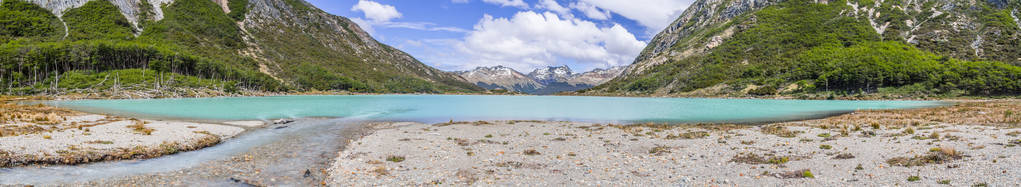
[456,65,624,95]
[587,0,1020,97]
[0,0,482,95]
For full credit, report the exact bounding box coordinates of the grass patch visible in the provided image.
[816,133,831,138]
[649,145,672,155]
[819,144,832,150]
[907,176,921,182]
[666,131,709,139]
[833,153,855,159]
[761,125,801,138]
[887,147,964,167]
[778,169,814,178]
[85,140,114,144]
[126,120,154,135]
[385,155,405,162]
[731,153,790,165]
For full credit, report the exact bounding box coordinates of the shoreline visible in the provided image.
[327,101,1020,186]
[17,89,1019,101]
[1,96,1018,185]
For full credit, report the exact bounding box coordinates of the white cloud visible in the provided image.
[350,0,402,22]
[568,2,610,20]
[432,11,646,71]
[451,0,469,3]
[577,0,692,32]
[537,0,571,17]
[376,21,470,33]
[481,0,529,9]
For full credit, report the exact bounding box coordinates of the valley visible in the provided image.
[1,0,1019,185]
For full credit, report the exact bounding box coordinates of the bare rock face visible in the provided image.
[592,0,1019,96]
[625,0,784,76]
[18,0,231,30]
[10,0,481,92]
[239,0,478,91]
[618,0,1020,83]
[457,66,624,94]
[528,66,574,85]
[566,66,625,86]
[456,66,544,92]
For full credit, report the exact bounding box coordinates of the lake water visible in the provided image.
[2,95,946,184]
[51,95,946,123]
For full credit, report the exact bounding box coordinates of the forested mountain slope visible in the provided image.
[0,0,481,97]
[584,0,1021,98]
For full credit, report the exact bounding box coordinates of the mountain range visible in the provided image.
[3,0,1019,98]
[455,66,623,95]
[585,0,1021,97]
[0,0,481,97]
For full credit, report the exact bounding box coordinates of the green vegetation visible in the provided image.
[0,0,63,41]
[887,147,964,167]
[385,155,405,162]
[593,0,1021,97]
[227,0,249,21]
[731,152,790,165]
[0,0,479,95]
[819,144,832,150]
[62,0,135,40]
[0,40,281,94]
[907,176,921,182]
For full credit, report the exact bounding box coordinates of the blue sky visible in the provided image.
[307,0,694,72]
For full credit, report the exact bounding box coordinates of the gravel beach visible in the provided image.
[0,114,247,167]
[330,121,1020,186]
[329,101,1021,186]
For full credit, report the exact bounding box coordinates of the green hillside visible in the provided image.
[0,0,481,97]
[587,0,1020,98]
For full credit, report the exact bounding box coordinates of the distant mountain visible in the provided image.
[456,65,624,95]
[0,0,482,96]
[527,66,573,85]
[586,0,1021,97]
[455,66,543,92]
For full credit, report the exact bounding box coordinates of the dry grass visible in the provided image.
[779,101,1021,129]
[777,169,814,178]
[761,125,801,138]
[887,147,965,167]
[1,134,221,168]
[665,131,710,139]
[0,96,77,137]
[731,153,792,165]
[648,145,672,155]
[126,120,155,135]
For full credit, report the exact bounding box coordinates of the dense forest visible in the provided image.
[589,0,1021,97]
[0,0,280,95]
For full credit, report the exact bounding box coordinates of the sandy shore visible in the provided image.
[329,101,1021,186]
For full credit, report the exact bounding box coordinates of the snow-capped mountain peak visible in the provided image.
[455,65,625,94]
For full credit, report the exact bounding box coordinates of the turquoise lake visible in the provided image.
[50,95,946,123]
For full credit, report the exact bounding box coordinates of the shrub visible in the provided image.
[907,176,920,182]
[385,155,405,162]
